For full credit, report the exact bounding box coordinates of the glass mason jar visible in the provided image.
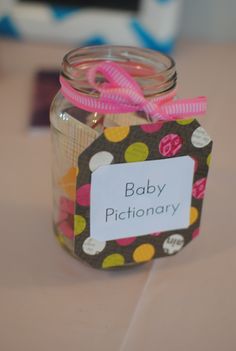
[50,45,176,259]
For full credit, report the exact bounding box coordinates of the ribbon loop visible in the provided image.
[60,61,207,121]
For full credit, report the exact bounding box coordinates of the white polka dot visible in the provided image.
[163,234,184,255]
[82,237,106,255]
[191,127,211,148]
[89,151,114,172]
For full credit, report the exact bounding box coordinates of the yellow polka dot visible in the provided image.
[133,244,155,263]
[102,254,125,269]
[190,207,199,225]
[74,215,86,235]
[207,153,211,167]
[104,126,130,142]
[125,142,149,162]
[177,118,194,125]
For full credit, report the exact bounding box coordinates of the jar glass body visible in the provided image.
[50,45,176,257]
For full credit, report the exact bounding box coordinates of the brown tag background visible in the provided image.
[74,119,213,269]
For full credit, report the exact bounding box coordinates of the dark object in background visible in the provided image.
[30,70,60,127]
[20,0,140,11]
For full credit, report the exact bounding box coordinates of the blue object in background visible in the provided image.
[156,0,174,4]
[81,36,108,47]
[0,15,20,38]
[50,5,80,20]
[130,19,175,54]
[0,0,181,53]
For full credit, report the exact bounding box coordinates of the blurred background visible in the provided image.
[0,0,235,52]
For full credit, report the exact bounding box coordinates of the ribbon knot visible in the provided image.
[60,61,207,121]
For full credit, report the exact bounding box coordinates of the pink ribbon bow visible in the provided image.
[60,61,207,121]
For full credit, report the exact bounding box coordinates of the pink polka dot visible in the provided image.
[116,237,136,246]
[192,178,207,199]
[159,134,183,157]
[58,221,74,240]
[192,228,200,240]
[141,122,163,133]
[77,184,91,206]
[58,210,68,222]
[59,196,74,214]
[152,232,162,237]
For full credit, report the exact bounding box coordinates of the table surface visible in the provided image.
[0,39,236,351]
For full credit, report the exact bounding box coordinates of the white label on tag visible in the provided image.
[90,156,194,241]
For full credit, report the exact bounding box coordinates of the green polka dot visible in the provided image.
[177,118,194,125]
[125,142,149,162]
[74,215,86,235]
[207,153,211,167]
[102,254,125,269]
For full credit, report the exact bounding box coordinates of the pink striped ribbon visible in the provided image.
[60,61,207,121]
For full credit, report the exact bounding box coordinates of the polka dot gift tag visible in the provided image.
[73,118,212,269]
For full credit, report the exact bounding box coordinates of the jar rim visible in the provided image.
[62,45,176,97]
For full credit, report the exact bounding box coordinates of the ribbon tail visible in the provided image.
[160,96,207,119]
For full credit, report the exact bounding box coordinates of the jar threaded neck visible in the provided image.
[62,45,177,98]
